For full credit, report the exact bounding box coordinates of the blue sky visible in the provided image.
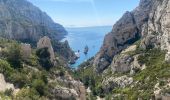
[28,0,140,27]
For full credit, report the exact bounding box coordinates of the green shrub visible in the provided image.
[36,47,53,70]
[11,72,29,88]
[0,59,15,81]
[6,43,22,68]
[32,79,47,96]
[159,80,166,87]
[4,89,13,97]
[162,88,170,95]
[25,54,39,67]
[15,88,40,100]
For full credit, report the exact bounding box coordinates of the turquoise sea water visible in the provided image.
[63,26,112,68]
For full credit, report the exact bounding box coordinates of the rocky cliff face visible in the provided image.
[93,11,140,72]
[140,0,170,59]
[93,0,170,73]
[0,0,67,43]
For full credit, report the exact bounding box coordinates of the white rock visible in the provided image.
[0,73,14,92]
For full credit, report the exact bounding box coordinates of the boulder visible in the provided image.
[50,75,86,100]
[37,36,55,63]
[0,73,14,92]
[56,78,86,100]
[50,86,79,100]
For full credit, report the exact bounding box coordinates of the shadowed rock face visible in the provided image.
[93,0,158,73]
[0,0,67,43]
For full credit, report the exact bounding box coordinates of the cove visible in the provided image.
[63,26,112,68]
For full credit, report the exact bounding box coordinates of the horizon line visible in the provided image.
[64,25,113,28]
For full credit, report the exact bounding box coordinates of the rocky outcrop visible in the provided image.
[49,71,86,100]
[50,85,85,100]
[102,76,133,93]
[37,36,55,63]
[154,81,170,100]
[110,45,142,74]
[121,45,137,54]
[111,54,133,73]
[0,73,14,92]
[53,40,76,62]
[56,78,86,100]
[50,86,79,100]
[0,0,67,43]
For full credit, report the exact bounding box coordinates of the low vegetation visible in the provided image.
[74,43,170,100]
[0,38,70,99]
[106,48,169,99]
[1,37,170,100]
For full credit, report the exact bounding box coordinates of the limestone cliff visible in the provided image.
[93,0,170,73]
[0,0,67,43]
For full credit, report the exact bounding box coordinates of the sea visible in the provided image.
[62,26,112,68]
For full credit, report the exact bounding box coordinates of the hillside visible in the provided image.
[75,0,170,99]
[0,37,85,100]
[0,0,82,99]
[1,0,170,99]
